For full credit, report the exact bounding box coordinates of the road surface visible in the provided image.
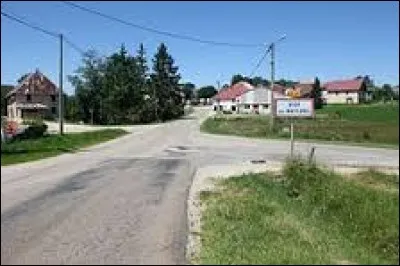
[1,107,398,264]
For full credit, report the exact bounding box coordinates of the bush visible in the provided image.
[14,120,48,140]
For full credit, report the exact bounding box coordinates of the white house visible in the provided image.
[237,86,272,115]
[322,78,369,104]
[212,82,253,113]
[212,82,290,115]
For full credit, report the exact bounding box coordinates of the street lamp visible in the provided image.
[268,34,287,131]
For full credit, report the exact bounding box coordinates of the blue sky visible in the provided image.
[1,1,399,94]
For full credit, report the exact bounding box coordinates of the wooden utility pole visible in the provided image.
[59,33,64,135]
[270,43,275,131]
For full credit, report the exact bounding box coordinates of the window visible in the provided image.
[263,104,269,109]
[244,104,250,109]
[51,107,56,114]
[51,95,56,102]
[253,104,259,109]
[26,94,32,102]
[346,91,349,95]
[232,98,235,102]
[231,105,236,112]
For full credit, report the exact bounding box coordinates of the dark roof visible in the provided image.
[6,69,58,98]
[323,79,365,92]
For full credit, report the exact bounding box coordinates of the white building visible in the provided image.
[213,82,289,115]
[322,78,369,104]
[237,86,272,115]
[213,82,253,113]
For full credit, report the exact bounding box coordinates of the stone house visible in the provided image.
[6,69,59,121]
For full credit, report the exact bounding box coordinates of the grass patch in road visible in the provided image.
[201,103,399,146]
[200,159,399,265]
[1,129,128,166]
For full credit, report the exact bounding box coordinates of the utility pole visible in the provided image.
[267,34,286,131]
[59,33,64,135]
[269,43,275,131]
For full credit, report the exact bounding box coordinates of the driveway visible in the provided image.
[1,107,398,264]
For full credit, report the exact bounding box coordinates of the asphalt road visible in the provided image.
[1,107,399,264]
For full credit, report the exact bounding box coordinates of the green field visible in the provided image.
[317,103,399,124]
[199,160,399,265]
[1,129,128,166]
[201,103,399,147]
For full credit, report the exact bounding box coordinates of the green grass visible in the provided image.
[351,169,399,191]
[317,103,399,124]
[1,129,128,166]
[201,103,399,146]
[200,159,399,265]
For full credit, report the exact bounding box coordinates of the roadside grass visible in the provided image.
[200,159,399,265]
[349,169,399,192]
[201,103,399,146]
[1,129,128,166]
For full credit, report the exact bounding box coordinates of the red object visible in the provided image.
[213,82,253,101]
[5,121,18,136]
[323,79,365,92]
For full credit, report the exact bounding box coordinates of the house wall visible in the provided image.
[237,88,272,115]
[7,102,17,120]
[213,99,239,112]
[7,92,58,120]
[323,91,360,104]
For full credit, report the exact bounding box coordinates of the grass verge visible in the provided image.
[1,129,128,166]
[201,114,399,147]
[200,159,399,265]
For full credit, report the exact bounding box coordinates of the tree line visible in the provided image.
[65,43,183,124]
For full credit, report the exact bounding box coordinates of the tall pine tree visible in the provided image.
[135,43,154,122]
[150,43,182,121]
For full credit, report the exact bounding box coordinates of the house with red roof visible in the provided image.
[322,77,370,104]
[213,82,254,113]
[213,82,290,114]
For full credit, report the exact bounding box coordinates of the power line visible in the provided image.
[64,37,86,55]
[61,1,265,48]
[1,11,59,38]
[1,10,87,56]
[249,46,270,77]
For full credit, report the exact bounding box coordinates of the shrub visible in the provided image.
[14,120,48,140]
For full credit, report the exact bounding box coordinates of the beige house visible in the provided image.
[6,69,59,121]
[322,78,369,104]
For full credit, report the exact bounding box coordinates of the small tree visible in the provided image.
[311,77,323,109]
[197,86,217,99]
[182,82,195,101]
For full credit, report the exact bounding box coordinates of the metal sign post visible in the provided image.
[274,98,315,158]
[290,119,294,158]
